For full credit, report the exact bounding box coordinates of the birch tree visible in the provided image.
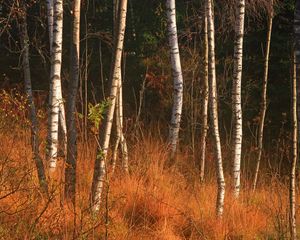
[232,0,245,198]
[119,77,129,173]
[206,0,225,217]
[112,0,129,174]
[47,0,65,170]
[90,0,128,212]
[19,1,48,193]
[166,0,184,159]
[112,74,129,174]
[200,12,209,182]
[65,0,81,202]
[290,52,297,240]
[291,0,300,237]
[111,1,120,172]
[112,88,121,173]
[46,0,67,157]
[46,0,53,53]
[58,98,67,156]
[253,2,273,190]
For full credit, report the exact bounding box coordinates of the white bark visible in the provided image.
[112,113,120,173]
[112,69,122,174]
[46,0,54,53]
[232,0,245,198]
[291,0,300,236]
[166,0,184,159]
[47,0,67,158]
[200,13,209,182]
[119,76,129,173]
[65,0,81,202]
[290,52,297,240]
[112,75,129,174]
[112,0,129,174]
[19,3,48,193]
[206,0,225,217]
[91,0,128,212]
[253,6,273,191]
[57,97,67,158]
[47,0,64,171]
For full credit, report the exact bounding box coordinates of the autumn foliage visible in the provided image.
[0,91,294,239]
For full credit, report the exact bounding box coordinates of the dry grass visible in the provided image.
[0,126,296,240]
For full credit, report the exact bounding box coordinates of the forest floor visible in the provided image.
[0,125,295,240]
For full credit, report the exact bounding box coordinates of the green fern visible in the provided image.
[87,100,110,130]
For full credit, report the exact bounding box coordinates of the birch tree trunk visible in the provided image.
[206,0,225,217]
[291,0,300,237]
[47,0,64,171]
[58,102,67,156]
[112,73,129,174]
[65,0,81,203]
[112,96,121,173]
[290,52,297,240]
[112,0,129,174]
[19,3,48,193]
[253,4,273,191]
[112,68,122,173]
[232,0,245,198]
[200,13,209,182]
[166,0,184,159]
[46,0,67,158]
[119,76,129,173]
[90,0,128,212]
[46,0,54,53]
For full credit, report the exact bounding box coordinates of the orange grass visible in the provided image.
[0,129,296,239]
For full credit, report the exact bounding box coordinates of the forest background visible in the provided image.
[0,0,298,239]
